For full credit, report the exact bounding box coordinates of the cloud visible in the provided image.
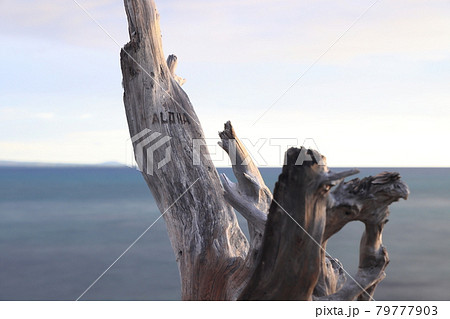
[2,0,450,63]
[35,112,55,120]
[1,0,449,166]
[0,130,129,164]
[159,0,450,64]
[0,107,55,121]
[0,0,127,48]
[80,113,93,119]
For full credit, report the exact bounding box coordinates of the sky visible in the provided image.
[0,0,449,167]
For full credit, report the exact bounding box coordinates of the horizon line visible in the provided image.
[0,160,448,169]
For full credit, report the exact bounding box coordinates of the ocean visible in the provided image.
[0,167,449,300]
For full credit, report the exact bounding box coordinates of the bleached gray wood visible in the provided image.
[121,0,409,301]
[121,0,248,300]
[167,54,186,86]
[315,172,409,300]
[218,121,272,240]
[238,149,359,300]
[215,121,274,299]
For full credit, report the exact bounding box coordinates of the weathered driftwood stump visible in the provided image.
[120,0,409,300]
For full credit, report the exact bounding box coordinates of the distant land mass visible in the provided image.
[0,160,126,167]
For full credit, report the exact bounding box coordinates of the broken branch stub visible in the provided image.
[121,0,409,301]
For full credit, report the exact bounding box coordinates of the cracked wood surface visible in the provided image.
[121,0,409,300]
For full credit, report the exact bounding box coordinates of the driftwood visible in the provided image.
[120,0,409,300]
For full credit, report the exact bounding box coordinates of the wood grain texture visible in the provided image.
[121,0,409,301]
[239,148,329,300]
[121,0,248,300]
[315,172,409,300]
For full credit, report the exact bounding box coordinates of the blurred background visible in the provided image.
[0,166,449,300]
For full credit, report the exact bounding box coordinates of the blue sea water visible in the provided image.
[0,167,449,300]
